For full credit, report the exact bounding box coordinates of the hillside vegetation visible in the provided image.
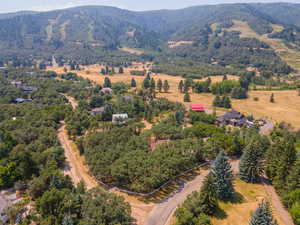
[2,3,300,75]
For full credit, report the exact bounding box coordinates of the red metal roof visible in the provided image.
[190,104,205,111]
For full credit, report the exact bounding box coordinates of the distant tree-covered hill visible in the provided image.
[1,3,300,74]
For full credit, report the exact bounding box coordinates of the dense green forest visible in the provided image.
[0,68,133,224]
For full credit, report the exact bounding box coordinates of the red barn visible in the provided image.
[190,104,205,112]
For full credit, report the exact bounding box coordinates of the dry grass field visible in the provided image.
[211,179,285,225]
[47,64,300,129]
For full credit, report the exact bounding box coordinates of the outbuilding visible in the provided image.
[190,104,205,112]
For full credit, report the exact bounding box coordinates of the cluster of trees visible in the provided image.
[213,95,231,108]
[0,68,134,225]
[82,123,205,192]
[175,151,235,225]
[101,66,124,75]
[237,125,299,224]
[266,129,300,224]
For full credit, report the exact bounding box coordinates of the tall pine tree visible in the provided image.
[239,139,264,183]
[163,80,170,93]
[212,151,234,200]
[250,201,277,225]
[197,173,218,215]
[103,77,112,88]
[131,78,137,88]
[157,79,163,92]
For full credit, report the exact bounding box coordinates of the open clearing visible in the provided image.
[48,64,300,129]
[210,179,286,225]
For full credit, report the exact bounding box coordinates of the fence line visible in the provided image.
[94,161,210,197]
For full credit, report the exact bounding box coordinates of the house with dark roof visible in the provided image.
[14,98,32,104]
[217,110,246,126]
[21,86,38,92]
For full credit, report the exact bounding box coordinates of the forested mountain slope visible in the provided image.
[1,3,300,74]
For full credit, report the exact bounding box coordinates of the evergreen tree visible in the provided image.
[143,76,151,89]
[249,201,277,225]
[239,140,264,183]
[270,93,275,103]
[285,159,300,194]
[231,87,248,99]
[213,95,222,107]
[157,79,163,92]
[150,78,156,90]
[198,173,218,215]
[184,92,191,102]
[101,68,106,75]
[131,78,137,88]
[212,151,234,200]
[178,80,184,93]
[119,67,124,74]
[163,80,170,93]
[103,77,112,88]
[223,96,232,109]
[266,137,297,192]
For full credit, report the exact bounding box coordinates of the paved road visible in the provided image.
[145,170,210,225]
[145,161,240,225]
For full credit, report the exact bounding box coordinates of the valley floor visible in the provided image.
[48,64,300,129]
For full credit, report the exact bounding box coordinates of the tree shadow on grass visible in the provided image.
[227,191,245,204]
[213,206,227,219]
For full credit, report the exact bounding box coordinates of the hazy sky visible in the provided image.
[1,0,300,13]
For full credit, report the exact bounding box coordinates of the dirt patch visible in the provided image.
[120,47,144,55]
[168,41,194,48]
[60,19,70,41]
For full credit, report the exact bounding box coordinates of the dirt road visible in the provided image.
[262,178,295,225]
[58,122,98,189]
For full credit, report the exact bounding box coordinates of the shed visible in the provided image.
[11,81,22,87]
[101,88,113,94]
[90,105,108,116]
[190,104,205,112]
[21,86,38,92]
[112,113,128,124]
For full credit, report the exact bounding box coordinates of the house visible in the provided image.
[122,96,133,102]
[190,104,205,112]
[14,98,32,104]
[101,88,113,94]
[21,86,38,92]
[112,113,128,124]
[90,105,108,116]
[11,81,22,87]
[217,110,247,127]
